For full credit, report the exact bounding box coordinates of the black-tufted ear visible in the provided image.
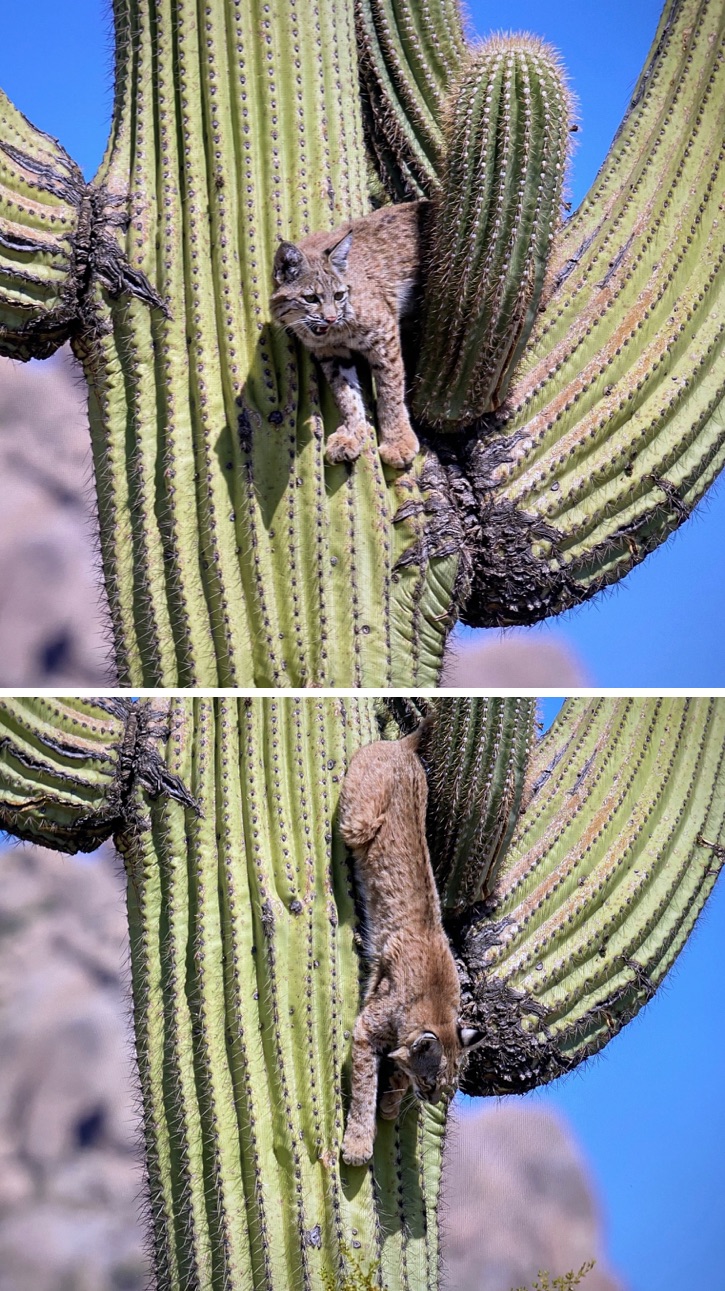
[326,230,353,276]
[273,241,309,285]
[458,1025,485,1051]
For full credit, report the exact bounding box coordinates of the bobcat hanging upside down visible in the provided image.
[337,724,483,1166]
[270,202,429,470]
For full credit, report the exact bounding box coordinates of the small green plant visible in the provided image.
[511,1261,596,1291]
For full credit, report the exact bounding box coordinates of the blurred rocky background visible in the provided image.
[441,634,589,688]
[0,841,625,1291]
[0,350,113,685]
[442,1106,625,1291]
[0,842,147,1291]
[0,352,589,688]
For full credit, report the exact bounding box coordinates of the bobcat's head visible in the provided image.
[390,1025,485,1105]
[270,231,353,344]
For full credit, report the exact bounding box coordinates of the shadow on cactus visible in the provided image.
[1,0,723,685]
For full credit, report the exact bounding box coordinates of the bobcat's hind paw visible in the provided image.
[325,424,367,464]
[378,426,419,471]
[341,1127,374,1167]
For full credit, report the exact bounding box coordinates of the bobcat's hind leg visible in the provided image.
[321,357,372,464]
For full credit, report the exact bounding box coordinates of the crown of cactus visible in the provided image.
[1,695,724,1290]
[1,0,723,683]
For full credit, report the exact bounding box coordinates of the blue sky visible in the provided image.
[0,6,723,1290]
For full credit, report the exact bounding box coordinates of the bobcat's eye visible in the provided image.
[333,291,346,302]
[303,293,320,305]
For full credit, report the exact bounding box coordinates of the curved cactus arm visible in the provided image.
[422,697,537,913]
[462,0,725,625]
[355,0,467,199]
[455,697,725,1096]
[0,697,129,851]
[0,89,164,362]
[413,36,573,427]
[0,697,195,852]
[0,93,87,359]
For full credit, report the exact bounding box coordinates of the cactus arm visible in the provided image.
[0,697,197,853]
[0,697,129,851]
[0,92,89,360]
[456,697,725,1095]
[463,0,725,624]
[413,37,573,427]
[422,697,537,913]
[355,0,467,198]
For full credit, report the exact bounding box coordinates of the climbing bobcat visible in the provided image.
[338,724,483,1166]
[270,202,429,470]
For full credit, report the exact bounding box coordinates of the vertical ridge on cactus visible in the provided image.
[355,0,466,199]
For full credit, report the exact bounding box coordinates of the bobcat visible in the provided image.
[270,202,429,470]
[338,724,483,1166]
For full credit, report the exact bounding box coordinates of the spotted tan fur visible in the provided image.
[270,202,429,469]
[337,725,483,1165]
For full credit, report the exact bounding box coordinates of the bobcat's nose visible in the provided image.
[323,309,337,323]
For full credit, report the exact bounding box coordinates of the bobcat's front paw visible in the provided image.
[341,1126,374,1166]
[378,421,419,470]
[325,423,367,464]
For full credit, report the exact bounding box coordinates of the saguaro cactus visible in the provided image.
[1,0,723,683]
[1,695,724,1290]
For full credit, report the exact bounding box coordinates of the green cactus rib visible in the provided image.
[458,697,725,1095]
[0,697,129,851]
[413,37,571,428]
[355,0,466,199]
[119,697,445,1291]
[423,697,537,912]
[463,0,725,621]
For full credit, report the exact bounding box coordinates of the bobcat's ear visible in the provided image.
[273,241,309,285]
[458,1025,485,1051]
[326,230,353,276]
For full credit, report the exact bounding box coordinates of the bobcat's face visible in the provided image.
[271,232,353,344]
[389,1025,484,1104]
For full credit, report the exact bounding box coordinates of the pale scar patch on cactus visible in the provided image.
[337,722,483,1166]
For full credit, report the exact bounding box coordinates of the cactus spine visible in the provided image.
[2,696,724,1289]
[1,0,724,678]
